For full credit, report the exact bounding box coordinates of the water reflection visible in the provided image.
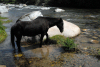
[13,50,30,67]
[12,45,67,67]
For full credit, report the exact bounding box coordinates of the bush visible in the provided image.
[50,35,78,50]
[62,37,78,50]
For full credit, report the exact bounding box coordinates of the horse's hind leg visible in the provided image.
[40,34,44,47]
[16,35,22,51]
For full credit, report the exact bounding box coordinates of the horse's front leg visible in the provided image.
[45,33,49,44]
[40,34,44,47]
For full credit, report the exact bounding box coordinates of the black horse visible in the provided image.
[11,17,63,51]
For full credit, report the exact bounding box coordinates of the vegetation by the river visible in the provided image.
[50,35,78,50]
[0,0,100,8]
[0,16,11,43]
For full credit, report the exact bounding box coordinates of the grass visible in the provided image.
[50,35,78,51]
[0,16,11,43]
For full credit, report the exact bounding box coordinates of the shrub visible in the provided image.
[62,37,78,50]
[50,35,78,50]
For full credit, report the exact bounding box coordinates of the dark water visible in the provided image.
[0,6,100,67]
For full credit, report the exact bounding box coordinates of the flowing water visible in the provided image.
[0,6,100,67]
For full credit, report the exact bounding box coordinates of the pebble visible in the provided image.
[82,29,88,32]
[90,40,99,44]
[83,47,87,50]
[92,36,98,39]
[14,54,23,57]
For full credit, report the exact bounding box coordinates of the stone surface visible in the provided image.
[41,7,50,10]
[0,65,6,67]
[47,20,81,37]
[55,8,65,12]
[90,40,99,44]
[19,11,43,21]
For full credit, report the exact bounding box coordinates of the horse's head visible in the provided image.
[56,18,63,33]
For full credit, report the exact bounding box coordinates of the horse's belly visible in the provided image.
[22,30,41,36]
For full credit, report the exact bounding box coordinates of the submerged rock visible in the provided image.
[90,40,99,44]
[41,7,50,10]
[54,8,65,12]
[0,65,6,67]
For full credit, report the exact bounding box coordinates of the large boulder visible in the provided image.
[18,11,43,21]
[47,20,81,38]
[0,6,8,14]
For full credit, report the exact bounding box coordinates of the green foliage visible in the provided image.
[0,16,11,43]
[50,35,78,50]
[50,35,66,44]
[0,16,7,19]
[0,29,7,43]
[62,38,78,50]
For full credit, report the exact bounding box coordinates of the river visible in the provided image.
[0,5,100,67]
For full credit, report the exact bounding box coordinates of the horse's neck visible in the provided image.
[49,22,56,27]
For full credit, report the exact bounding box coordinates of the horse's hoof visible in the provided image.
[18,48,21,52]
[39,45,42,47]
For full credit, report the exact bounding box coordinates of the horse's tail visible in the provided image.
[11,26,15,49]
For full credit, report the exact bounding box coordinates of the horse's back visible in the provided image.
[16,17,49,36]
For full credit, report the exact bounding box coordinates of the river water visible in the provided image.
[0,5,100,67]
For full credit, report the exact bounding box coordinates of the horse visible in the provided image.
[11,17,63,51]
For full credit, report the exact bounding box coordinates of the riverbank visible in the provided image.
[0,16,11,43]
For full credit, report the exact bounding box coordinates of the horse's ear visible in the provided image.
[60,18,62,21]
[57,18,62,21]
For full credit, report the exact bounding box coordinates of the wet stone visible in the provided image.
[82,29,88,32]
[0,65,6,67]
[81,40,88,43]
[90,40,99,44]
[92,36,98,40]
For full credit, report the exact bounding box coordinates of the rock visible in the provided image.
[47,20,81,37]
[0,65,6,67]
[18,11,43,21]
[15,5,23,8]
[41,7,50,10]
[92,36,98,39]
[0,6,9,14]
[23,4,27,7]
[7,4,15,7]
[82,29,88,32]
[24,6,30,9]
[55,8,65,12]
[90,40,99,44]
